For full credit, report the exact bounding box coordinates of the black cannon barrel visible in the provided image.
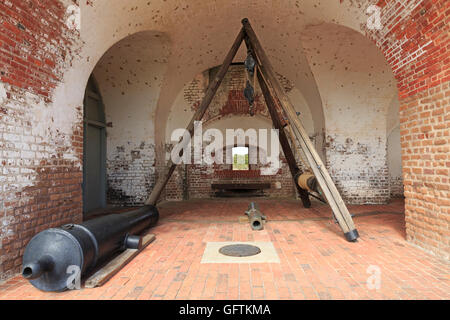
[22,205,159,292]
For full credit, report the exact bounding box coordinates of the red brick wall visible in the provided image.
[165,64,297,201]
[187,157,295,200]
[0,0,81,280]
[165,148,296,201]
[400,84,449,258]
[0,0,79,98]
[364,0,449,258]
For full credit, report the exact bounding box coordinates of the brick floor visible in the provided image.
[0,198,449,300]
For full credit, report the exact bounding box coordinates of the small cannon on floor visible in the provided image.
[22,205,159,292]
[245,202,267,231]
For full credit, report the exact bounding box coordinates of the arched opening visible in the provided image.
[82,75,107,216]
[300,22,402,204]
[86,31,171,207]
[163,63,319,201]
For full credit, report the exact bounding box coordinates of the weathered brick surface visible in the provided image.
[107,142,156,206]
[0,0,81,280]
[362,0,449,259]
[366,0,449,100]
[390,176,404,198]
[399,83,449,259]
[187,159,295,200]
[164,147,296,201]
[325,135,391,205]
[0,0,79,99]
[184,65,273,122]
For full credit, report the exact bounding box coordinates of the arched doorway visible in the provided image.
[82,75,107,215]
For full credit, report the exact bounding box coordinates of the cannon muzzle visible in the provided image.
[22,256,54,280]
[245,202,266,231]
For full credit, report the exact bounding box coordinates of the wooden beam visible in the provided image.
[211,183,271,190]
[255,66,311,208]
[244,34,310,207]
[242,18,359,241]
[84,234,156,288]
[145,27,246,206]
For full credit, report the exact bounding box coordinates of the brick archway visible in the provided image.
[361,1,449,258]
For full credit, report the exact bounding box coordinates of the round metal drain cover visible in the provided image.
[219,244,261,257]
